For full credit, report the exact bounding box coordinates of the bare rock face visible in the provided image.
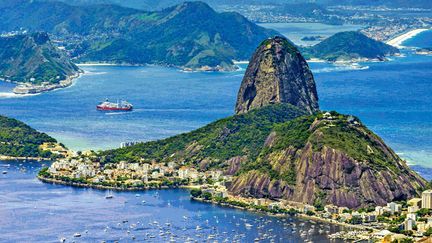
[235,36,319,114]
[228,116,426,209]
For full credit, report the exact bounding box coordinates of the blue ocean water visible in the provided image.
[0,161,343,242]
[0,24,429,160]
[0,66,241,150]
[0,24,431,242]
[258,22,363,46]
[1,37,431,168]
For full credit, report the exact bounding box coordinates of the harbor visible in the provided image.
[0,160,343,242]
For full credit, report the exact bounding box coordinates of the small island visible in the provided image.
[301,35,325,42]
[302,31,400,63]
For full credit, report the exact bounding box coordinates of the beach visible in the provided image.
[386,28,429,48]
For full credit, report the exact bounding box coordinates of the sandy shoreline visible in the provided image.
[76,63,133,67]
[386,28,429,48]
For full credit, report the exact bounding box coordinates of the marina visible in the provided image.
[0,160,344,242]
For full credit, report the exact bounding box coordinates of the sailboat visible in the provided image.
[105,190,114,199]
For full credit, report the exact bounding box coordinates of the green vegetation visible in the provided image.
[302,31,399,62]
[416,208,432,217]
[190,189,202,198]
[0,115,57,158]
[424,227,432,237]
[100,103,306,168]
[0,32,79,84]
[99,103,414,190]
[0,1,277,70]
[38,167,50,177]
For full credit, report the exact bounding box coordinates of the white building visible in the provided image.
[407,213,417,221]
[387,202,401,214]
[408,205,419,213]
[405,218,415,231]
[422,190,432,209]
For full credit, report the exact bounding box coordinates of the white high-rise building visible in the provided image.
[422,190,432,209]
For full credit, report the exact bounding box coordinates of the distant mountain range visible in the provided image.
[302,31,400,62]
[41,0,432,10]
[0,32,79,84]
[0,1,277,70]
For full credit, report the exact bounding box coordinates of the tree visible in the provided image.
[190,189,202,198]
[424,227,432,237]
[388,225,402,234]
[417,208,431,217]
[202,192,212,200]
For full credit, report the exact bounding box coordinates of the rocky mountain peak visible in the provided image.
[235,36,319,114]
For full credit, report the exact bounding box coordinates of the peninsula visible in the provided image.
[0,32,81,94]
[0,115,69,160]
[39,36,429,242]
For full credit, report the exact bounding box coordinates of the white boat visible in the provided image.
[2,171,7,174]
[245,223,253,229]
[73,233,81,237]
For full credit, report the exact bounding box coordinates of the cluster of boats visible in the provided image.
[56,208,333,242]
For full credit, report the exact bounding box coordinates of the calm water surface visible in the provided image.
[0,41,431,167]
[0,161,343,242]
[0,24,431,242]
[258,22,363,46]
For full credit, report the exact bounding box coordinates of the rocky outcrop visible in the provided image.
[228,116,426,209]
[235,36,319,115]
[92,36,426,210]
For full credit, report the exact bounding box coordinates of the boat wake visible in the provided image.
[83,71,107,76]
[312,64,369,73]
[0,92,38,98]
[105,112,128,116]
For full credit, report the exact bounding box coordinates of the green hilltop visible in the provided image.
[0,32,80,84]
[100,104,306,167]
[302,31,400,62]
[0,115,58,158]
[94,35,424,208]
[0,1,277,70]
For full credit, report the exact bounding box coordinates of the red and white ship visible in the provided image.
[96,99,133,111]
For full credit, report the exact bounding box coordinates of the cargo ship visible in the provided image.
[96,99,133,111]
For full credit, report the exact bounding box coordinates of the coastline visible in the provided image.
[386,28,429,48]
[12,72,83,95]
[37,174,371,231]
[76,62,142,67]
[190,197,374,231]
[37,175,195,191]
[77,61,239,72]
[0,155,49,161]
